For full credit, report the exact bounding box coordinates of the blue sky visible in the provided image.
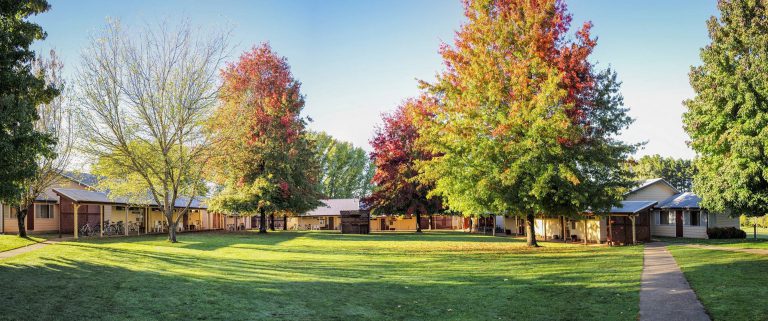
[31,0,717,159]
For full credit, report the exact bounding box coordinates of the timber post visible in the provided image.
[100,205,104,237]
[73,203,80,240]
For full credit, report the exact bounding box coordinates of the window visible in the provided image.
[659,211,670,225]
[35,204,54,219]
[689,211,700,226]
[4,206,17,219]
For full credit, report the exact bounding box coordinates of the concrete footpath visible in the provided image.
[639,242,710,321]
[0,239,60,260]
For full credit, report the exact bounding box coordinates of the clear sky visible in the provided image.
[31,0,718,159]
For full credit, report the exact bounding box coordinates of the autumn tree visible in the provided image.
[0,0,58,231]
[76,20,227,242]
[208,44,322,233]
[310,131,374,198]
[626,155,695,191]
[365,98,442,233]
[684,0,768,218]
[417,0,635,246]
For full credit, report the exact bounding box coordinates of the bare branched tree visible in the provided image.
[13,50,73,237]
[75,19,229,242]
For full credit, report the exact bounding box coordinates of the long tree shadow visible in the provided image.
[0,251,640,321]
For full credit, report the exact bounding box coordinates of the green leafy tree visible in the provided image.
[626,155,695,191]
[417,0,636,246]
[684,0,768,218]
[309,131,374,199]
[11,50,72,237]
[0,0,58,235]
[208,44,322,233]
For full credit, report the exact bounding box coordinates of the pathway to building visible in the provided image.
[681,244,768,256]
[639,242,710,321]
[0,239,61,260]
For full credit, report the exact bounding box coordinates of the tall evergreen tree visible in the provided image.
[0,0,57,210]
[417,0,635,246]
[208,44,322,233]
[684,0,768,217]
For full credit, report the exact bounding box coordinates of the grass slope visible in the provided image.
[0,234,45,252]
[0,232,642,320]
[667,245,768,321]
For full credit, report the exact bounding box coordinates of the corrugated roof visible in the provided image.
[609,201,658,214]
[626,178,679,195]
[658,192,701,209]
[302,199,360,217]
[53,188,127,205]
[52,188,207,209]
[62,171,99,188]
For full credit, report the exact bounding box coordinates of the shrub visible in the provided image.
[707,227,747,239]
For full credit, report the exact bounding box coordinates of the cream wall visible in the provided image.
[650,209,739,239]
[625,183,677,202]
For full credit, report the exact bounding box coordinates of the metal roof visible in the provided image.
[62,171,100,188]
[302,199,360,217]
[608,200,658,214]
[53,188,127,205]
[52,188,207,209]
[658,192,702,209]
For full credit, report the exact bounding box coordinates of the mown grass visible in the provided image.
[740,226,768,239]
[659,236,768,249]
[667,245,768,321]
[0,231,642,320]
[0,234,45,252]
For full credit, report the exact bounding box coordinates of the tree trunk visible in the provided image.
[415,212,422,233]
[17,208,27,238]
[259,208,267,233]
[269,213,275,231]
[283,215,287,231]
[492,216,496,236]
[526,213,539,247]
[168,222,178,243]
[429,214,433,230]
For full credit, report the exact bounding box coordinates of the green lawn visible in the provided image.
[667,245,768,321]
[659,235,768,249]
[0,234,45,252]
[741,226,768,239]
[0,231,642,320]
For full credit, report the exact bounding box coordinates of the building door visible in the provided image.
[380,219,386,231]
[675,210,683,237]
[328,217,334,230]
[183,213,189,229]
[27,204,34,231]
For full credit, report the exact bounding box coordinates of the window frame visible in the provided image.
[35,204,55,219]
[659,210,670,225]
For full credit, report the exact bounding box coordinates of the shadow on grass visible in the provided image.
[0,234,642,321]
[667,246,768,320]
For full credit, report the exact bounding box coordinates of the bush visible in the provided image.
[707,227,747,239]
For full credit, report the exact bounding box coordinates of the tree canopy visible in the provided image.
[76,20,227,242]
[684,0,768,217]
[626,155,695,192]
[365,98,442,232]
[309,131,374,199]
[208,44,322,233]
[416,0,636,246]
[0,0,57,207]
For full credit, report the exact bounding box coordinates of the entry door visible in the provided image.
[27,205,34,231]
[328,217,335,230]
[675,210,683,237]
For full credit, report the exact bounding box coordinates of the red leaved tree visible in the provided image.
[364,97,442,232]
[208,44,322,233]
